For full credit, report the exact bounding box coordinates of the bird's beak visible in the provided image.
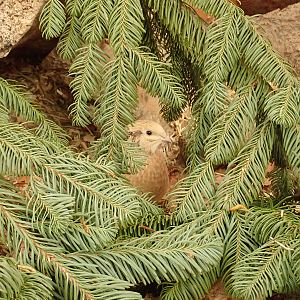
[163,135,172,145]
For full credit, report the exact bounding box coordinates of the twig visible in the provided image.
[139,225,156,233]
[180,1,216,24]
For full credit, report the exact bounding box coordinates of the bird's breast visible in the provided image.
[126,150,169,204]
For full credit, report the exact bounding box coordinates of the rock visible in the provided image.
[255,3,300,78]
[0,0,55,60]
[240,0,300,15]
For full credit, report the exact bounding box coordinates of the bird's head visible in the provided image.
[128,120,172,154]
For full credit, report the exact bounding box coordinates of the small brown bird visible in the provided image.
[126,120,171,204]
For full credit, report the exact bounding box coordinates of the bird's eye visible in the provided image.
[146,130,152,136]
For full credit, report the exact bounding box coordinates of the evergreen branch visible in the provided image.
[270,167,296,199]
[231,239,294,300]
[69,226,223,284]
[34,119,69,147]
[205,87,257,164]
[51,221,118,252]
[247,207,300,245]
[169,41,200,104]
[282,126,300,170]
[57,16,83,60]
[0,179,64,266]
[89,140,146,175]
[191,0,240,19]
[128,47,187,121]
[203,10,241,82]
[280,266,300,295]
[142,4,173,60]
[167,161,216,222]
[221,213,258,295]
[227,62,261,89]
[69,43,106,126]
[185,111,210,170]
[39,0,66,39]
[0,103,9,122]
[53,258,142,300]
[66,0,84,17]
[0,258,53,300]
[199,210,231,240]
[109,0,144,55]
[147,0,204,61]
[81,0,112,43]
[15,271,53,300]
[28,177,75,236]
[161,268,219,300]
[40,155,142,227]
[293,240,300,280]
[119,213,176,238]
[213,122,275,209]
[265,85,300,127]
[239,17,297,87]
[0,122,51,176]
[93,56,138,164]
[119,140,148,174]
[0,258,26,299]
[200,81,230,121]
[0,179,129,298]
[0,78,68,145]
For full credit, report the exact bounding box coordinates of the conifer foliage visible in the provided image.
[0,0,299,299]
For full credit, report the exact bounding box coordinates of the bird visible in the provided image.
[126,119,171,204]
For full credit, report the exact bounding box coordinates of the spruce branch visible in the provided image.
[230,239,294,300]
[81,0,112,43]
[203,10,241,83]
[204,86,257,164]
[0,122,55,176]
[40,155,142,227]
[93,56,138,164]
[167,161,216,222]
[0,257,53,300]
[282,125,300,171]
[66,0,84,17]
[53,257,142,300]
[39,0,67,39]
[69,43,106,126]
[247,207,300,244]
[68,227,223,285]
[147,0,204,61]
[27,177,75,236]
[213,122,275,209]
[239,17,297,87]
[109,0,144,56]
[57,16,83,60]
[0,78,68,146]
[265,85,300,127]
[0,179,64,268]
[128,47,187,120]
[161,268,219,300]
[200,81,231,121]
[221,213,258,295]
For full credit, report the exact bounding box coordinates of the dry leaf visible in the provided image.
[263,177,272,187]
[12,176,31,189]
[268,81,279,91]
[266,162,275,173]
[229,204,248,212]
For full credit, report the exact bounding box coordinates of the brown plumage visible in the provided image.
[126,120,171,204]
